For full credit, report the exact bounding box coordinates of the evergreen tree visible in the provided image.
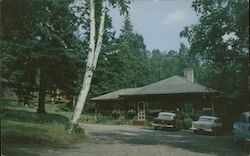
[1,0,83,113]
[114,16,149,88]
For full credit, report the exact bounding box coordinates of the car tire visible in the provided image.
[154,126,158,130]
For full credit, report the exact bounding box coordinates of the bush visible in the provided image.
[96,114,107,124]
[127,110,136,119]
[111,111,120,119]
[182,118,193,130]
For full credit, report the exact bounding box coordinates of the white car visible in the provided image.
[191,116,222,135]
[233,112,250,147]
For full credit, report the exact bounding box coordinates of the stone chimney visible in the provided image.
[184,68,194,82]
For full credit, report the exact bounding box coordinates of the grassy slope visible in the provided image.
[2,120,86,144]
[1,102,93,145]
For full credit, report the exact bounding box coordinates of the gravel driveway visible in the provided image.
[2,124,249,156]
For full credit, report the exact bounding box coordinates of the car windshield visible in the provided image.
[158,114,174,120]
[199,118,214,122]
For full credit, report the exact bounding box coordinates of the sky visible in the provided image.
[109,0,198,52]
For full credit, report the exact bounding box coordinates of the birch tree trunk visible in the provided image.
[92,1,106,69]
[67,0,106,133]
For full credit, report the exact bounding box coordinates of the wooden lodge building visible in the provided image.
[92,68,222,121]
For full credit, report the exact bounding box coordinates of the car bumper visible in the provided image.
[152,123,174,128]
[191,127,213,132]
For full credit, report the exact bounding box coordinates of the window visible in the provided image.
[215,119,222,123]
[183,103,193,113]
[199,117,214,123]
[158,114,174,120]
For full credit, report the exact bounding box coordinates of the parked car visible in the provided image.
[233,111,250,147]
[152,112,180,131]
[191,116,222,135]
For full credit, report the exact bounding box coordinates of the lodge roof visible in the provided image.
[121,75,217,96]
[91,88,142,101]
[91,75,217,101]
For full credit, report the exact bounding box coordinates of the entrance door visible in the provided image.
[137,101,145,120]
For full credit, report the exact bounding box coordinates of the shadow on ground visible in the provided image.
[1,144,79,156]
[87,126,249,156]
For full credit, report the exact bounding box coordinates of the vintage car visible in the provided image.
[233,111,250,147]
[191,116,222,135]
[152,112,179,131]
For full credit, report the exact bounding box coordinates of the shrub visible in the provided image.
[146,120,153,127]
[96,114,106,124]
[127,110,136,119]
[111,111,120,119]
[183,118,193,130]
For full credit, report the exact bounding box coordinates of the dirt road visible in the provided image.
[2,124,249,156]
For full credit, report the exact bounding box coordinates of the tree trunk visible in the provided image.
[67,0,106,133]
[92,0,107,69]
[37,67,46,114]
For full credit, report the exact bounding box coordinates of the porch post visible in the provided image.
[137,102,139,120]
[211,98,215,116]
[143,102,146,120]
[95,103,97,121]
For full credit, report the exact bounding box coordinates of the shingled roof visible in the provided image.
[91,88,141,101]
[121,75,217,96]
[91,75,218,101]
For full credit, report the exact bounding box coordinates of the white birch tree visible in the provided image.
[67,0,130,133]
[67,0,106,133]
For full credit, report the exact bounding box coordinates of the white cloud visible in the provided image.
[163,10,187,25]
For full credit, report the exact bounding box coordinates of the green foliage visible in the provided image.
[1,104,86,145]
[182,118,193,130]
[2,120,86,145]
[180,0,249,113]
[108,17,150,88]
[96,114,107,124]
[2,109,69,124]
[175,112,192,130]
[1,0,85,111]
[108,0,131,15]
[127,111,136,119]
[111,110,120,119]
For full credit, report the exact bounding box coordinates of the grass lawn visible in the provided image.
[1,101,92,145]
[2,120,86,145]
